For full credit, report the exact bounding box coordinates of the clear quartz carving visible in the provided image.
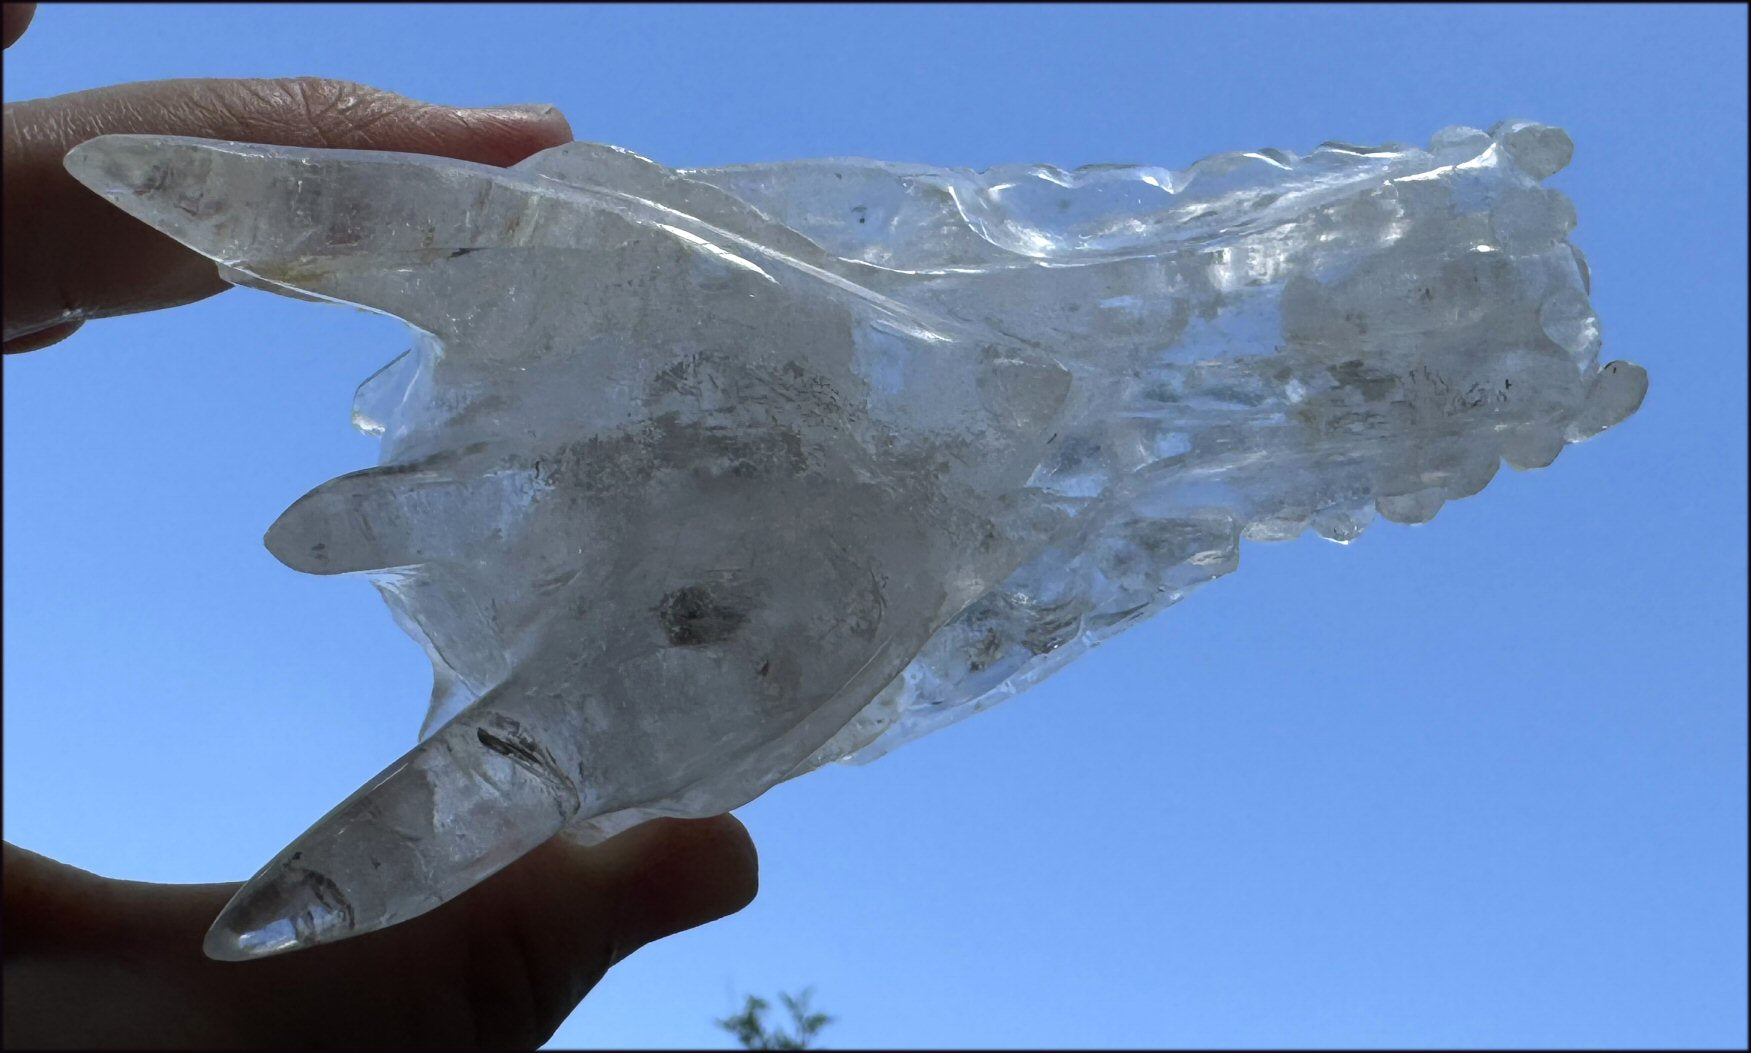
[63,120,1645,960]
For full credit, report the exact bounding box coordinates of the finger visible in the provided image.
[452,815,760,1044]
[578,814,760,964]
[2,819,756,1049]
[1,3,34,48]
[2,77,572,345]
[2,318,81,354]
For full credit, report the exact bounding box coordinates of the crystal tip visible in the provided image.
[201,863,358,961]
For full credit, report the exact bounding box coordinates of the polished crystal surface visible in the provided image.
[63,120,1645,960]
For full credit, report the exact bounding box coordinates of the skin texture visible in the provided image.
[1,5,759,1047]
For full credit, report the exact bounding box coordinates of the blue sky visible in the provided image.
[3,4,1745,1048]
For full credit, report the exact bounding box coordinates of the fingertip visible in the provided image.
[445,102,575,166]
[669,813,760,917]
[3,319,83,355]
[484,103,574,142]
[598,815,760,958]
[3,3,36,49]
[418,816,757,1042]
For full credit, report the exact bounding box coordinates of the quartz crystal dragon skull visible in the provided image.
[62,120,1645,959]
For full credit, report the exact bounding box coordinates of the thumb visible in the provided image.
[3,76,573,350]
[593,814,763,963]
[358,814,761,1047]
[465,815,761,1033]
[2,817,757,1049]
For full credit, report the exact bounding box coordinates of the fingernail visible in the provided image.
[476,103,562,120]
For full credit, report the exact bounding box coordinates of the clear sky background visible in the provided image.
[4,4,1745,1049]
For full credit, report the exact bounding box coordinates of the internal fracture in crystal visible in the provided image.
[62,120,1646,961]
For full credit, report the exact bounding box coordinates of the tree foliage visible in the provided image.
[716,988,834,1050]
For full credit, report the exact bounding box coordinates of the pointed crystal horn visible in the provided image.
[204,678,596,960]
[61,134,565,331]
[265,464,507,575]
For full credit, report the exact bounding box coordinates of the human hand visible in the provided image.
[3,825,757,1049]
[1,5,759,1047]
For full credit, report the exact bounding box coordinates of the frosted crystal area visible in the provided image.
[63,120,1645,959]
